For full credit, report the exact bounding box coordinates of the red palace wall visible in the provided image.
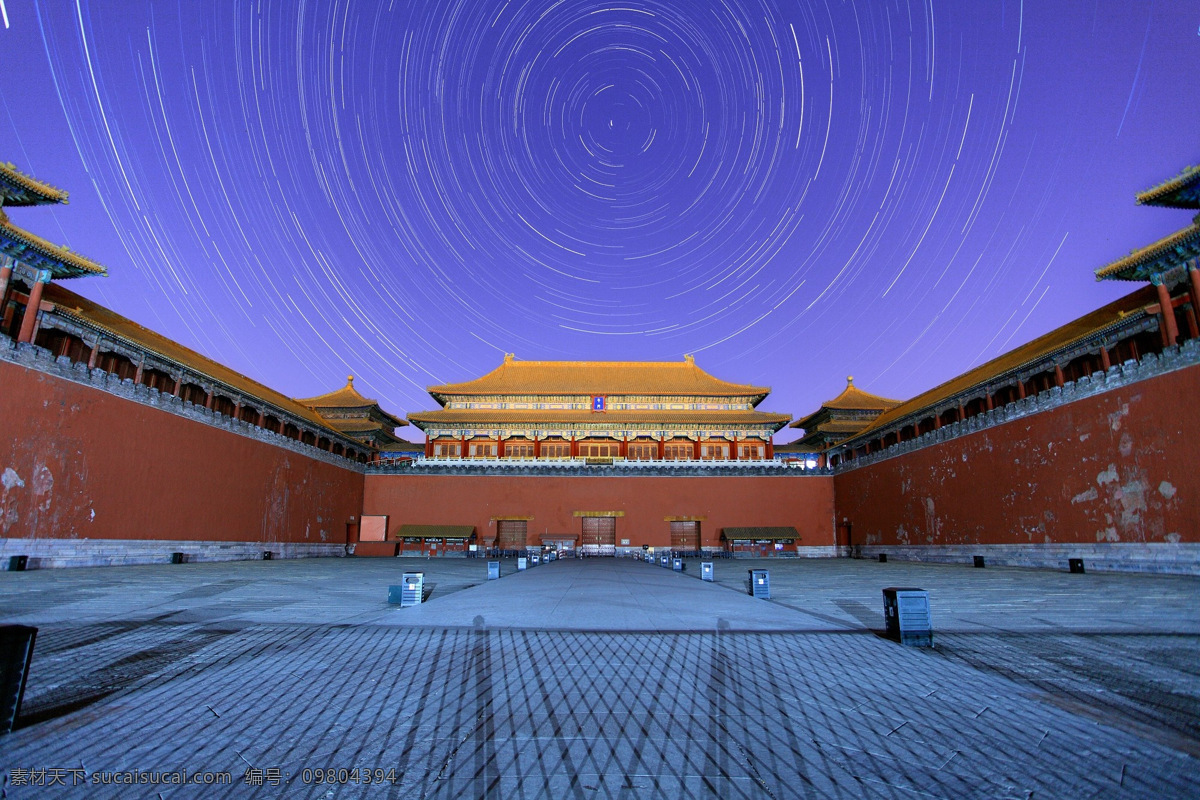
[833,363,1200,552]
[0,360,363,548]
[363,473,834,552]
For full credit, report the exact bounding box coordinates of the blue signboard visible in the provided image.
[592,395,606,412]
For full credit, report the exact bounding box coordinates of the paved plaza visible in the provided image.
[1,556,1198,798]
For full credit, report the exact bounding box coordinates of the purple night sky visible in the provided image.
[1,1,1196,439]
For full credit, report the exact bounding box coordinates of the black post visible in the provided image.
[0,625,37,735]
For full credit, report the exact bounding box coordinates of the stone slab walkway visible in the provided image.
[1,557,1197,798]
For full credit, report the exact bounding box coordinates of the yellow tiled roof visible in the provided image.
[429,354,770,401]
[296,376,406,429]
[1136,165,1200,208]
[843,286,1156,443]
[297,376,377,408]
[0,163,69,206]
[44,283,345,435]
[1094,220,1200,280]
[790,377,898,429]
[822,378,900,410]
[408,408,790,427]
[0,210,107,278]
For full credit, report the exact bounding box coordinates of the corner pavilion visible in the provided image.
[406,354,791,462]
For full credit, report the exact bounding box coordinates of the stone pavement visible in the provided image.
[1,556,1198,798]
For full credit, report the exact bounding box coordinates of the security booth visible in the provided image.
[544,534,580,561]
[749,569,770,598]
[721,527,800,557]
[701,562,714,581]
[517,557,528,570]
[395,525,475,557]
[660,554,670,568]
[672,557,683,571]
[487,561,500,580]
[882,587,932,647]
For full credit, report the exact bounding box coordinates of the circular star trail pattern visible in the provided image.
[4,1,1197,417]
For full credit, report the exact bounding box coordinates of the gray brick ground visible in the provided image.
[1,557,1197,798]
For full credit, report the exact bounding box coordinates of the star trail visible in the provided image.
[0,1,1196,427]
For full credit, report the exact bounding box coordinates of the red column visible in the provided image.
[1190,265,1200,336]
[1017,380,1026,400]
[619,435,628,459]
[693,439,701,460]
[533,437,541,459]
[90,340,103,369]
[0,261,12,318]
[1155,277,1179,346]
[1186,304,1200,341]
[817,452,826,468]
[205,390,214,410]
[729,438,738,461]
[765,440,774,459]
[461,436,468,458]
[1100,346,1111,371]
[497,437,505,459]
[570,436,578,458]
[985,393,994,411]
[657,439,666,460]
[1054,364,1065,387]
[16,272,48,344]
[424,437,433,457]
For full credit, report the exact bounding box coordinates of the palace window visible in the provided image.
[541,441,570,458]
[506,442,535,458]
[739,443,765,460]
[578,441,620,457]
[663,443,692,461]
[627,442,657,460]
[700,443,728,460]
[433,441,461,458]
[469,441,496,458]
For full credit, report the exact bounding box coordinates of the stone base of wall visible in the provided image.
[853,543,1200,576]
[0,538,348,570]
